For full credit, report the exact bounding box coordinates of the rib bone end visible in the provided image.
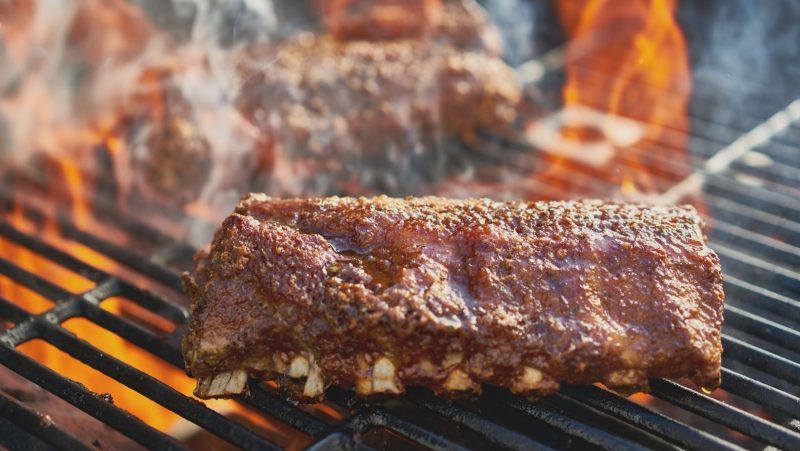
[194,370,248,398]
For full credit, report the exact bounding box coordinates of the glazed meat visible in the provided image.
[182,195,725,401]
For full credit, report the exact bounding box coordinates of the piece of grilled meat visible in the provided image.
[182,195,724,401]
[236,34,520,197]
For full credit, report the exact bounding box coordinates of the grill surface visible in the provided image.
[2,3,800,450]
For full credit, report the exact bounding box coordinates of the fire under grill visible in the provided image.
[1,1,800,450]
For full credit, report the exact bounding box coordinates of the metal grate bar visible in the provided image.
[243,383,330,437]
[330,387,552,450]
[0,295,31,324]
[723,276,800,323]
[722,335,800,384]
[0,258,72,301]
[0,389,93,451]
[0,221,187,323]
[0,416,54,450]
[721,368,800,418]
[0,343,184,450]
[494,391,653,451]
[33,309,281,450]
[0,221,108,283]
[705,174,800,218]
[80,297,185,367]
[710,221,800,269]
[729,158,800,190]
[560,385,741,451]
[398,388,555,451]
[649,378,800,450]
[115,281,187,324]
[342,408,472,451]
[57,222,183,290]
[1,300,79,347]
[707,194,800,240]
[716,245,800,297]
[766,137,800,166]
[724,305,800,351]
[305,432,373,451]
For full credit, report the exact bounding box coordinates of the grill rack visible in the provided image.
[0,111,799,450]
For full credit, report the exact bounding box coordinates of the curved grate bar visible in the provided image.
[720,368,800,419]
[722,335,800,385]
[560,385,742,451]
[724,305,800,351]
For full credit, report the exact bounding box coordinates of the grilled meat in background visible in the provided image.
[316,0,504,56]
[183,195,724,402]
[236,33,520,197]
[122,0,521,208]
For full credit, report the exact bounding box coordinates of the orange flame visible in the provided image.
[553,0,692,197]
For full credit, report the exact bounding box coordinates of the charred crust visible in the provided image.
[183,196,725,402]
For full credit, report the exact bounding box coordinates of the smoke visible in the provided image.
[1,0,169,157]
[680,0,800,113]
[481,0,536,65]
[0,0,282,214]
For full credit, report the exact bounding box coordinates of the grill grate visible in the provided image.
[0,124,799,449]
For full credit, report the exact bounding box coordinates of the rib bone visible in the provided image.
[194,370,248,398]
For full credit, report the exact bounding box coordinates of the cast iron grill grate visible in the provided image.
[0,88,799,449]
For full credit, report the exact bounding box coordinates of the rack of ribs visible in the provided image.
[125,0,520,204]
[182,195,724,401]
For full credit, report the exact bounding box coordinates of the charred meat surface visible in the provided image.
[182,195,724,401]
